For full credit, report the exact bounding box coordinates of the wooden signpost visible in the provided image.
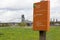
[33,0,50,40]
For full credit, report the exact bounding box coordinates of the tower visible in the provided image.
[21,14,25,22]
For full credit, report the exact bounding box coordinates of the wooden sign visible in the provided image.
[33,1,50,31]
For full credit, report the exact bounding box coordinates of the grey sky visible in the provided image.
[0,0,60,22]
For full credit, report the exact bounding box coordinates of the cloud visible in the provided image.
[50,0,60,21]
[50,0,60,8]
[0,10,33,22]
[0,0,40,9]
[0,0,60,22]
[0,0,40,22]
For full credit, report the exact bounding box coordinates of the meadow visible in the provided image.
[0,26,60,40]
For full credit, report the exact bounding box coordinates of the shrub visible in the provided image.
[18,22,27,27]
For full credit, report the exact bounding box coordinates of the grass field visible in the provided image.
[0,26,60,40]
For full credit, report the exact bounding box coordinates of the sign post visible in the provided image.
[39,31,46,40]
[33,0,50,40]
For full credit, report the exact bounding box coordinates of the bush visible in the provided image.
[18,22,27,27]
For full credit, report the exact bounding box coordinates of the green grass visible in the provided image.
[47,26,60,40]
[0,26,60,40]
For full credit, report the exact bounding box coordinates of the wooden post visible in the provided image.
[39,31,46,40]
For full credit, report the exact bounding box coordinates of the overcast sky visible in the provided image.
[0,0,60,22]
